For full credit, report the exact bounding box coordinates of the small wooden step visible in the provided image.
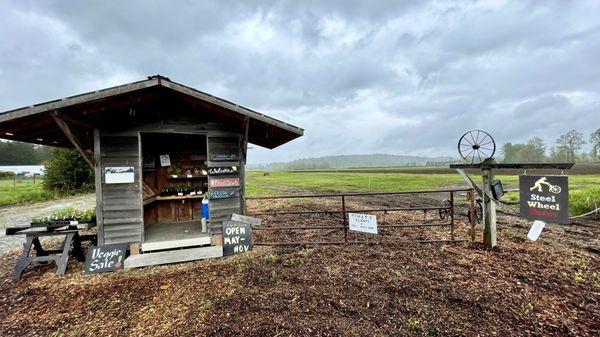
[124,246,223,268]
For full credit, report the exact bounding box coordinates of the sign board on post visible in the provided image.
[519,175,569,224]
[348,213,378,234]
[84,244,128,274]
[222,220,252,256]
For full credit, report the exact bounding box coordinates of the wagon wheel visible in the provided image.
[467,199,483,224]
[549,185,561,194]
[438,199,452,221]
[458,130,496,164]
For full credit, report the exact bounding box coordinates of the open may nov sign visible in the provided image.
[222,220,252,256]
[519,175,569,224]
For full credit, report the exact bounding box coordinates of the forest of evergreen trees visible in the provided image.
[0,141,53,165]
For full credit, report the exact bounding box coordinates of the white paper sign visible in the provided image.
[159,154,171,167]
[527,220,546,241]
[349,213,378,234]
[104,167,135,184]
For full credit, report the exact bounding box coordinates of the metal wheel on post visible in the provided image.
[458,130,496,164]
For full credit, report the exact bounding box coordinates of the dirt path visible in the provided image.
[0,194,95,252]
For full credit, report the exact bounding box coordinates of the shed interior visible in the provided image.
[141,132,210,251]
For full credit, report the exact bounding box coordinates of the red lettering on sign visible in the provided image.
[529,208,557,218]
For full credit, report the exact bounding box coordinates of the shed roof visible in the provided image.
[0,75,303,149]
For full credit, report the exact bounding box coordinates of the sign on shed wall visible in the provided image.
[519,175,569,224]
[84,244,128,274]
[348,213,378,234]
[209,177,240,188]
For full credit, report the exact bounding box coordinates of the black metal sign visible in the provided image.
[519,175,569,224]
[84,244,128,274]
[222,220,252,256]
[206,166,238,175]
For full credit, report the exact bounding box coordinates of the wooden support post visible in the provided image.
[341,195,348,243]
[482,168,497,248]
[51,112,94,170]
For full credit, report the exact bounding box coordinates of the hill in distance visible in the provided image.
[248,154,457,170]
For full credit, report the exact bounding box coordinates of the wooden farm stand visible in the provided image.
[0,75,303,267]
[450,160,574,248]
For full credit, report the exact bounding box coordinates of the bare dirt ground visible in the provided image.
[0,193,598,336]
[0,194,95,252]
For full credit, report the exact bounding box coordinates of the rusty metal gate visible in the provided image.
[245,188,476,246]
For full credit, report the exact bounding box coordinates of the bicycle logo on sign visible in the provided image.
[529,177,561,194]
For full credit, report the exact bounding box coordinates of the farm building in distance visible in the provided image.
[0,75,303,265]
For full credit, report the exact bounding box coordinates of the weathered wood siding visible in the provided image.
[207,136,244,235]
[97,131,143,244]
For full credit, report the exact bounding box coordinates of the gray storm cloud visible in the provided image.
[0,0,598,163]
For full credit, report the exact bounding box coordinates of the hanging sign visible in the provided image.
[210,154,238,162]
[209,177,240,188]
[222,220,252,256]
[348,213,378,234]
[527,220,546,241]
[206,188,238,199]
[159,154,171,167]
[206,167,238,175]
[84,244,128,274]
[104,167,135,184]
[519,175,569,224]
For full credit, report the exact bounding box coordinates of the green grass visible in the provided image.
[246,171,600,216]
[0,179,56,206]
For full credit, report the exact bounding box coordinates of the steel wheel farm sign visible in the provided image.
[519,175,569,224]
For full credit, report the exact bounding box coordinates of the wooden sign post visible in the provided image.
[450,162,574,249]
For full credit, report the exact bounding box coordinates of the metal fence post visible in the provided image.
[450,191,455,241]
[341,195,348,243]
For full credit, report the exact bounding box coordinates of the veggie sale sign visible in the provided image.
[84,244,128,274]
[519,175,569,224]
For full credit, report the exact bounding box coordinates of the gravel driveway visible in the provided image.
[0,194,95,253]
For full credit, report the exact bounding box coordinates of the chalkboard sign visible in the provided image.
[84,244,128,274]
[222,220,252,256]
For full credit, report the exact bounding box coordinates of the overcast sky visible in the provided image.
[1,1,599,164]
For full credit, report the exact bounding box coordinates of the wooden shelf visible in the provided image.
[167,175,208,180]
[144,194,205,205]
[156,194,205,201]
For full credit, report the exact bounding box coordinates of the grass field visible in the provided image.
[0,178,55,206]
[246,170,600,216]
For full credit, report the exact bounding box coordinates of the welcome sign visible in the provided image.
[519,175,569,224]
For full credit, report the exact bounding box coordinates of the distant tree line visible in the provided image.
[502,129,600,163]
[0,141,53,165]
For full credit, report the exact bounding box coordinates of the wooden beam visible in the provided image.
[51,112,95,170]
[243,116,250,162]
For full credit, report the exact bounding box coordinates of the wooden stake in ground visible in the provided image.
[482,167,497,248]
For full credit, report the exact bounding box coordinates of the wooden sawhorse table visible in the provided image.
[11,230,87,281]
